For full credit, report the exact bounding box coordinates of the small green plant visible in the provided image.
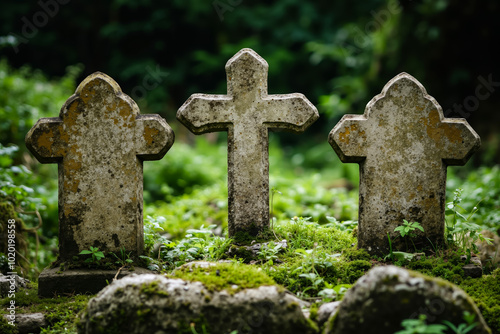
[318,283,352,302]
[257,241,282,264]
[446,188,492,263]
[395,220,424,252]
[396,312,478,334]
[325,216,358,233]
[395,314,447,334]
[110,247,134,266]
[160,225,232,269]
[442,311,477,334]
[384,232,418,263]
[79,246,105,263]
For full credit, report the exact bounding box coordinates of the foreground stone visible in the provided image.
[26,72,174,261]
[78,274,317,334]
[2,313,48,334]
[0,273,28,297]
[329,72,480,254]
[178,48,318,238]
[325,266,491,334]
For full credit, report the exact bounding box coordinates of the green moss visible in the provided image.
[0,283,92,334]
[228,244,255,262]
[232,227,274,245]
[172,262,276,293]
[405,252,466,285]
[309,303,319,322]
[459,269,500,333]
[139,280,169,297]
[0,315,18,334]
[342,248,371,261]
[345,260,372,283]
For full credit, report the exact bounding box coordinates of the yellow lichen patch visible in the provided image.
[425,108,443,144]
[338,126,351,145]
[118,100,134,128]
[36,128,55,154]
[144,126,160,146]
[442,123,464,144]
[79,80,99,104]
[426,108,464,145]
[63,158,82,193]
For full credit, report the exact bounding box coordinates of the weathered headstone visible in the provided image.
[177,48,318,238]
[26,72,174,261]
[329,73,480,254]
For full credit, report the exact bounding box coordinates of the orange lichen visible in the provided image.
[426,108,464,145]
[338,126,351,144]
[144,126,160,145]
[36,128,55,154]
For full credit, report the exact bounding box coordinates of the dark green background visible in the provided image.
[1,0,499,161]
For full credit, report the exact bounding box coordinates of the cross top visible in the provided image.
[178,48,319,237]
[329,72,480,254]
[26,72,174,259]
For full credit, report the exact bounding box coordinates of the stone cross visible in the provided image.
[25,72,174,260]
[177,48,319,238]
[329,73,480,254]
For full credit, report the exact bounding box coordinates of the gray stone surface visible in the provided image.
[461,257,482,278]
[78,274,317,334]
[317,301,341,328]
[37,266,153,297]
[25,72,174,260]
[2,313,48,334]
[325,265,491,334]
[0,273,28,297]
[329,73,480,254]
[177,48,319,237]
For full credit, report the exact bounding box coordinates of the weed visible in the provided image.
[446,189,492,263]
[79,246,105,263]
[442,311,477,334]
[257,241,283,264]
[110,247,134,266]
[395,314,447,334]
[395,220,424,252]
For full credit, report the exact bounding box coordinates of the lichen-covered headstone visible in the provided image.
[329,73,480,254]
[177,48,318,238]
[26,72,174,260]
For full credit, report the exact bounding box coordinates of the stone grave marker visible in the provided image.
[177,48,319,238]
[329,73,480,254]
[26,72,174,295]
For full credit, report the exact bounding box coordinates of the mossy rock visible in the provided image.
[78,274,318,334]
[325,265,491,334]
[172,261,276,293]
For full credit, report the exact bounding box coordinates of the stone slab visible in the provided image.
[37,266,153,297]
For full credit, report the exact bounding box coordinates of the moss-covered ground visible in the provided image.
[1,140,499,333]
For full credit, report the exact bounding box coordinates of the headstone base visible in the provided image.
[38,266,153,297]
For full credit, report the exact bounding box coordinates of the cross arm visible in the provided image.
[439,118,481,166]
[135,115,175,160]
[329,115,368,163]
[262,94,319,132]
[176,94,233,134]
[25,117,64,163]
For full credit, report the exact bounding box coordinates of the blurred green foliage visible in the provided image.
[1,0,499,160]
